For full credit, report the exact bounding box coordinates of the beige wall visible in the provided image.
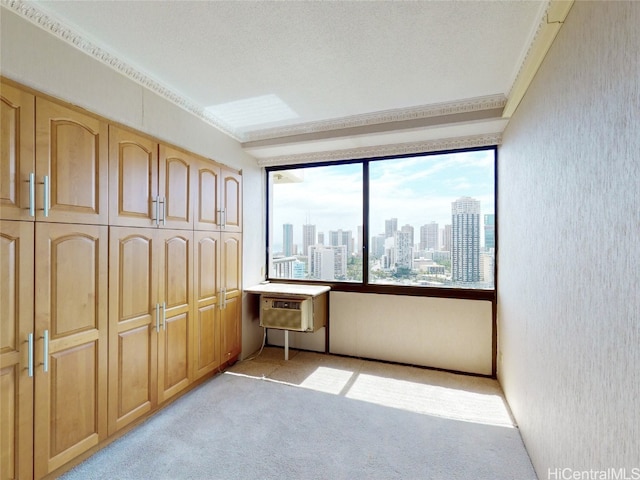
[498,1,640,476]
[269,292,493,375]
[0,8,265,357]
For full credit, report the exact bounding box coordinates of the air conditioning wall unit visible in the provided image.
[260,294,327,332]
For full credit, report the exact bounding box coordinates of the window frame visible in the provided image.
[265,146,497,301]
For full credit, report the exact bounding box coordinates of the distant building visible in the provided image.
[370,234,386,258]
[420,222,439,251]
[283,223,293,256]
[385,218,397,238]
[329,229,353,257]
[484,214,495,250]
[302,224,316,257]
[308,245,347,280]
[451,197,480,283]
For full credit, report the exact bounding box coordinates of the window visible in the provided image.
[267,147,496,298]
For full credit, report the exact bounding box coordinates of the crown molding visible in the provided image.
[1,0,243,140]
[244,95,506,143]
[255,133,502,167]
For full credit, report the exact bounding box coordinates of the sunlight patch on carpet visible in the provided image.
[345,373,514,427]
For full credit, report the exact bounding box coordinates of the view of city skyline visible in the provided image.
[268,149,495,288]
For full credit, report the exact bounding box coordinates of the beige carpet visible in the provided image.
[60,347,537,480]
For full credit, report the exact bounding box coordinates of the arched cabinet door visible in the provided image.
[33,223,108,479]
[0,82,35,221]
[36,98,108,225]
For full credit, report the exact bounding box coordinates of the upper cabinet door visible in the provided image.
[1,83,35,221]
[221,167,242,232]
[35,98,108,225]
[193,159,220,231]
[158,145,193,230]
[109,125,159,228]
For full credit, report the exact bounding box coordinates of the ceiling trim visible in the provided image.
[255,133,502,167]
[503,0,574,117]
[1,0,242,140]
[243,95,507,143]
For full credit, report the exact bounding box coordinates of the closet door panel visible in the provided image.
[157,230,192,403]
[34,223,108,478]
[35,98,108,224]
[159,145,193,230]
[109,126,159,227]
[0,83,35,221]
[194,160,219,231]
[108,227,158,435]
[192,231,221,379]
[0,220,34,480]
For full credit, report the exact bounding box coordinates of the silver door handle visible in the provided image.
[160,197,166,225]
[156,303,160,332]
[43,175,50,217]
[42,329,49,372]
[162,302,166,330]
[222,209,226,228]
[152,196,159,226]
[28,173,35,217]
[27,333,34,377]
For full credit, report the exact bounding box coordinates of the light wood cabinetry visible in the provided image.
[193,158,242,232]
[220,232,242,362]
[0,221,108,480]
[191,231,243,377]
[108,227,194,434]
[109,126,194,230]
[1,88,108,225]
[0,220,34,480]
[33,223,108,479]
[0,84,34,221]
[1,79,242,479]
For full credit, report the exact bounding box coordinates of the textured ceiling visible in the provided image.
[22,0,549,161]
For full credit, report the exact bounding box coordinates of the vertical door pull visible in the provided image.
[152,196,159,226]
[27,333,34,377]
[43,175,50,217]
[28,173,36,217]
[162,302,166,330]
[42,330,49,372]
[156,303,160,332]
[160,197,166,225]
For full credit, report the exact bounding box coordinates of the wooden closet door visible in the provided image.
[1,83,35,221]
[33,223,108,478]
[193,159,220,231]
[0,220,34,480]
[109,125,159,227]
[157,230,193,403]
[35,98,108,225]
[107,227,158,435]
[221,167,242,233]
[158,145,193,230]
[220,232,242,362]
[192,231,221,379]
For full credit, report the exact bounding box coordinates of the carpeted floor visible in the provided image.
[59,348,537,480]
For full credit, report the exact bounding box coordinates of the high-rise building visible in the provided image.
[443,224,452,253]
[392,230,413,270]
[451,197,480,283]
[370,234,386,258]
[329,229,353,257]
[420,222,439,251]
[302,224,316,257]
[484,214,495,250]
[401,224,414,248]
[283,223,293,256]
[317,232,324,245]
[384,218,397,238]
[308,245,347,280]
[356,225,363,257]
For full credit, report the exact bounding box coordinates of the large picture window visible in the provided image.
[267,147,496,298]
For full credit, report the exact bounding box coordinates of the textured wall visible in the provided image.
[498,1,640,476]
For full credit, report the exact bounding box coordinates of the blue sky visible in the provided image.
[271,149,495,248]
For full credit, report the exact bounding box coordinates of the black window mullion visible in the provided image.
[362,161,370,286]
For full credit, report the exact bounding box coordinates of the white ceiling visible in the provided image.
[24,0,551,163]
